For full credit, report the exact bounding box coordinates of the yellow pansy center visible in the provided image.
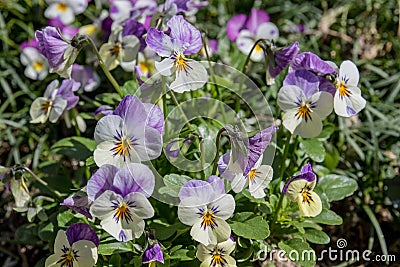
[296,101,312,121]
[111,131,134,161]
[174,52,190,73]
[300,185,314,205]
[33,61,45,72]
[110,43,122,57]
[42,101,52,114]
[335,80,351,98]
[199,207,218,230]
[56,3,68,12]
[210,247,228,266]
[248,169,258,183]
[254,44,263,53]
[57,246,78,267]
[113,201,133,223]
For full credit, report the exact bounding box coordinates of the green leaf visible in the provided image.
[169,249,195,261]
[98,242,134,255]
[278,238,316,267]
[109,254,121,267]
[86,156,96,167]
[38,222,54,241]
[318,175,358,201]
[230,216,270,240]
[158,174,192,197]
[121,80,139,96]
[300,138,325,162]
[95,93,121,105]
[323,143,340,171]
[57,211,75,227]
[51,137,97,160]
[304,228,330,244]
[310,208,343,225]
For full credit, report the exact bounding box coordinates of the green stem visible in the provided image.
[15,166,63,199]
[85,36,122,97]
[273,132,292,221]
[162,76,168,134]
[235,39,265,113]
[169,91,193,131]
[211,128,227,175]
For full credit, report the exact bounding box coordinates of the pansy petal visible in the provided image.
[282,109,302,135]
[297,191,322,217]
[236,30,262,62]
[339,60,359,86]
[122,35,140,62]
[231,173,247,193]
[48,97,67,123]
[66,223,99,247]
[283,70,319,98]
[167,15,202,54]
[249,164,273,198]
[53,230,69,253]
[112,163,155,197]
[94,115,124,143]
[69,0,88,14]
[226,14,247,41]
[191,217,231,246]
[334,85,366,117]
[130,126,162,161]
[206,176,226,195]
[178,197,204,225]
[178,180,216,203]
[93,141,130,168]
[155,58,174,76]
[290,52,336,76]
[246,9,270,35]
[256,22,279,41]
[211,194,235,220]
[269,42,300,78]
[30,97,50,124]
[45,254,62,267]
[170,60,208,93]
[126,192,154,219]
[294,111,323,138]
[311,91,333,119]
[72,240,98,266]
[145,28,173,57]
[87,165,118,201]
[277,85,306,110]
[143,103,165,134]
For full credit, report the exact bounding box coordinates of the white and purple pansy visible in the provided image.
[20,39,49,80]
[333,60,366,117]
[177,176,235,246]
[145,15,209,93]
[93,95,163,168]
[278,70,333,138]
[196,238,237,267]
[227,8,279,62]
[218,125,277,198]
[45,223,99,267]
[88,163,155,242]
[44,0,88,25]
[283,163,322,217]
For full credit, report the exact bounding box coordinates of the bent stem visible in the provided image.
[211,128,227,175]
[84,35,123,97]
[235,39,265,113]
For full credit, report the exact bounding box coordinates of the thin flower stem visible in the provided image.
[273,132,292,221]
[84,36,123,97]
[169,90,193,131]
[211,128,227,175]
[162,76,168,134]
[14,166,63,199]
[235,39,265,113]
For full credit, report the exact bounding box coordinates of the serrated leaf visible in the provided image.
[318,175,358,201]
[230,216,270,240]
[304,228,330,244]
[300,138,325,162]
[310,208,343,225]
[278,238,316,267]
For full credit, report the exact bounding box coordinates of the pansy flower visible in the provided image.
[278,70,333,138]
[71,64,100,92]
[177,176,235,246]
[196,238,237,267]
[99,27,140,71]
[227,9,279,62]
[218,125,277,198]
[61,187,92,219]
[93,95,163,167]
[109,0,157,23]
[47,18,79,39]
[332,60,366,117]
[142,231,164,266]
[20,46,49,81]
[45,223,98,267]
[44,0,88,25]
[35,26,80,78]
[283,163,322,217]
[30,80,67,124]
[145,15,209,93]
[89,163,155,241]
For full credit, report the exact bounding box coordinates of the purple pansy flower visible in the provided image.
[45,223,98,267]
[61,188,93,219]
[227,9,279,62]
[93,95,163,168]
[109,0,157,23]
[57,79,80,110]
[278,70,333,138]
[142,232,164,265]
[283,163,322,217]
[35,26,80,78]
[71,64,100,92]
[122,19,147,51]
[146,15,209,93]
[268,41,300,80]
[177,176,235,246]
[89,163,155,241]
[94,105,114,119]
[218,125,277,198]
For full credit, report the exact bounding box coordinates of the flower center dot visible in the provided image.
[56,3,68,12]
[335,80,351,98]
[174,52,190,73]
[57,246,78,267]
[210,247,228,266]
[113,201,134,223]
[33,61,45,71]
[248,169,258,183]
[296,101,312,121]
